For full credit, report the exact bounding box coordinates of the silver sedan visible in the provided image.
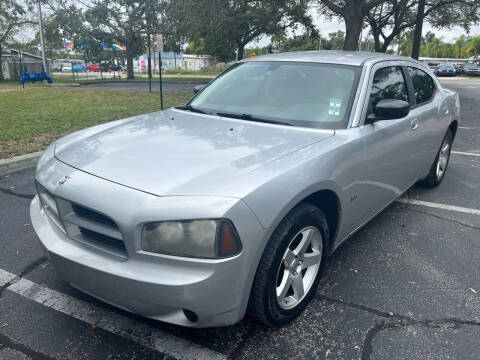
[31,51,459,327]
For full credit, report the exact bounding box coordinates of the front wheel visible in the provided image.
[249,203,328,327]
[419,129,453,187]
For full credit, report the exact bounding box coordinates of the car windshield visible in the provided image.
[440,64,454,69]
[465,63,478,69]
[188,61,361,129]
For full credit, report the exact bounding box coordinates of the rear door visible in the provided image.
[405,66,446,175]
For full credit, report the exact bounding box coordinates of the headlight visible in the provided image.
[141,219,242,259]
[36,142,55,172]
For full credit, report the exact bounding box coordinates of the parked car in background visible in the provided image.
[31,51,459,328]
[453,64,465,75]
[87,64,101,72]
[434,63,456,77]
[52,63,63,72]
[463,63,480,76]
[61,63,72,72]
[109,64,124,72]
[133,66,142,73]
[73,64,87,72]
[427,63,437,72]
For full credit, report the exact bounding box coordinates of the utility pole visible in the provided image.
[37,0,47,73]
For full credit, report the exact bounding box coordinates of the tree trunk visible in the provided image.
[343,15,363,51]
[236,42,244,61]
[126,55,134,79]
[411,0,425,60]
[126,39,134,79]
[371,27,381,52]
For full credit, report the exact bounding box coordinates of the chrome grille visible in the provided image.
[36,181,127,259]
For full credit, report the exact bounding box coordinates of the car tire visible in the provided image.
[249,203,328,327]
[419,129,453,188]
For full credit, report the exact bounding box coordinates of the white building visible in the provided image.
[135,52,215,72]
[182,54,214,71]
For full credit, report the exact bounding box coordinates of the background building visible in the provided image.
[1,49,47,81]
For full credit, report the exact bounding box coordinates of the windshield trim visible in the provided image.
[187,61,362,130]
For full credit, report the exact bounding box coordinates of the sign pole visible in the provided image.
[147,33,152,93]
[156,34,164,110]
[159,51,163,110]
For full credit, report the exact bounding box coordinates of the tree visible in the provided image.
[324,31,346,49]
[31,14,65,61]
[0,0,35,81]
[171,0,313,61]
[274,33,322,52]
[363,0,479,57]
[467,36,480,60]
[56,0,166,79]
[366,0,417,52]
[410,0,425,59]
[455,35,467,58]
[184,39,206,55]
[317,0,386,51]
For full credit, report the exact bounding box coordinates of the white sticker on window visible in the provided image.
[328,98,342,116]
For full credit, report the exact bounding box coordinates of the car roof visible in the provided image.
[242,50,417,66]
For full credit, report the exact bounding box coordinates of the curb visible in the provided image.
[0,151,42,176]
[48,83,81,87]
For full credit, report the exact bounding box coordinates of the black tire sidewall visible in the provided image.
[261,205,328,326]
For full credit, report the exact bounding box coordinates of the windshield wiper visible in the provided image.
[176,105,208,114]
[216,112,293,126]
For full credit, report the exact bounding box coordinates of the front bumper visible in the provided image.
[30,160,266,327]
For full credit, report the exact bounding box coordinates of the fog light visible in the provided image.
[183,309,198,323]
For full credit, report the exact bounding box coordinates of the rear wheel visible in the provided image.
[249,203,328,327]
[419,129,453,187]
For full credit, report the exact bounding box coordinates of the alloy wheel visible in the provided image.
[276,226,323,310]
[436,138,451,179]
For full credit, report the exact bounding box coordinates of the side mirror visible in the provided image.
[367,99,410,123]
[193,84,206,94]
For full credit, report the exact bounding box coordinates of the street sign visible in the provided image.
[156,34,164,53]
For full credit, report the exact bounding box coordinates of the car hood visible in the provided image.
[54,109,334,197]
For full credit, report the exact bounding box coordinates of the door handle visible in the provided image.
[411,118,419,131]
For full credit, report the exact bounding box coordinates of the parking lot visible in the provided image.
[0,78,479,360]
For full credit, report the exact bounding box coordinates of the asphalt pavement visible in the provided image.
[80,80,205,93]
[0,78,479,359]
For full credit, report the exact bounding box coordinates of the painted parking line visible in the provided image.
[0,268,226,360]
[396,198,480,215]
[452,151,480,157]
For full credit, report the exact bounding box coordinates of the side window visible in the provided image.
[407,67,435,105]
[369,66,409,108]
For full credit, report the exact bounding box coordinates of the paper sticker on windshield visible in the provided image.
[328,98,342,116]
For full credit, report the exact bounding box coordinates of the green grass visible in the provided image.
[0,86,191,158]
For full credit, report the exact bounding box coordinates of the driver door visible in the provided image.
[355,64,423,224]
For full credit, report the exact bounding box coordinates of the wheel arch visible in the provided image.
[301,189,341,251]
